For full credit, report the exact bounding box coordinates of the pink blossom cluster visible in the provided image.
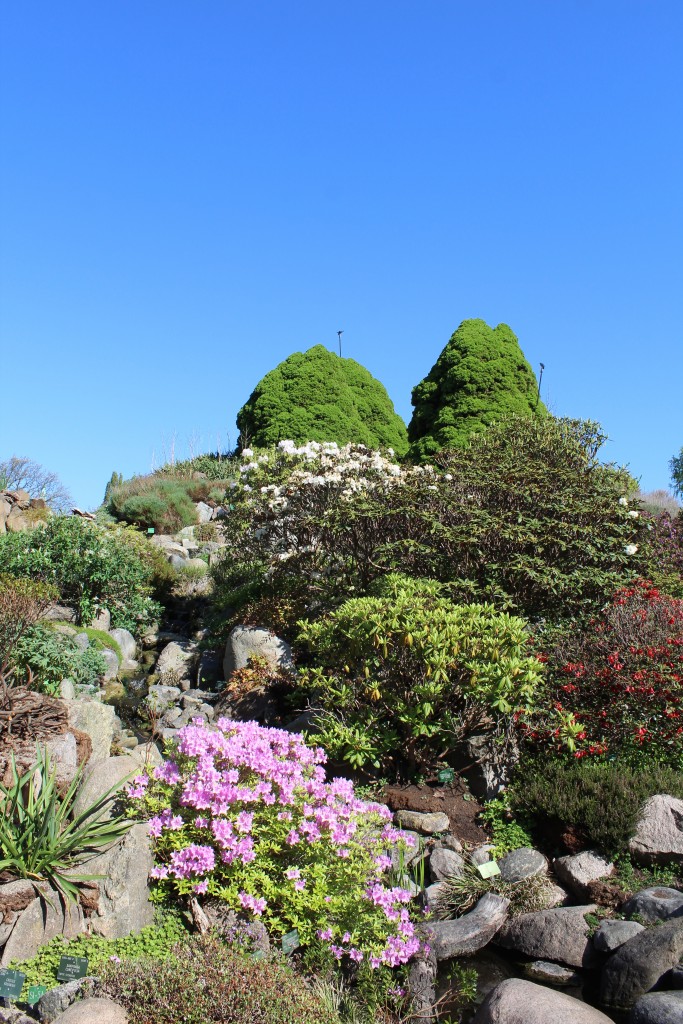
[130,718,423,969]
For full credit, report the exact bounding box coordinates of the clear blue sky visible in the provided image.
[2,1,681,509]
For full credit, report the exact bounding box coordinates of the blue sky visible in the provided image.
[2,1,681,509]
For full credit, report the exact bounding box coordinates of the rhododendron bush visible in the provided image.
[128,718,424,975]
[533,580,683,765]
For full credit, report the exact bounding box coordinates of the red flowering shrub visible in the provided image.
[535,580,683,765]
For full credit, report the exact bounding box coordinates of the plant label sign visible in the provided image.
[57,956,89,982]
[477,861,501,879]
[27,984,47,1006]
[281,929,300,955]
[0,968,25,1000]
[437,767,455,785]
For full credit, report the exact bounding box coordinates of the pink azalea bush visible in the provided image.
[127,718,425,974]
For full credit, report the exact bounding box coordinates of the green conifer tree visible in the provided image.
[408,319,545,460]
[236,345,408,454]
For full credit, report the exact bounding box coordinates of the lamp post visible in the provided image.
[337,330,343,357]
[535,363,545,410]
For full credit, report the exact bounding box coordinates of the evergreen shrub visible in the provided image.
[298,574,543,776]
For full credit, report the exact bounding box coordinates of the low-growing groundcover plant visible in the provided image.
[298,574,544,776]
[535,579,683,766]
[11,623,106,694]
[127,718,425,996]
[99,936,345,1024]
[0,515,161,633]
[11,912,188,994]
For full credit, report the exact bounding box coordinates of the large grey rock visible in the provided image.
[156,640,196,687]
[100,648,120,680]
[83,822,154,938]
[43,604,78,623]
[67,699,116,762]
[523,960,582,987]
[395,810,450,835]
[629,991,683,1023]
[554,850,614,898]
[73,632,89,651]
[630,795,683,864]
[1,888,84,966]
[429,846,465,882]
[593,918,645,952]
[498,848,547,883]
[91,607,111,632]
[623,886,683,923]
[495,904,599,968]
[422,893,509,960]
[37,978,95,1022]
[457,732,519,801]
[145,683,181,715]
[195,501,213,523]
[471,978,614,1023]
[223,625,294,679]
[109,628,136,662]
[72,754,140,822]
[601,919,683,1009]
[51,998,127,1024]
[471,844,496,867]
[44,731,78,787]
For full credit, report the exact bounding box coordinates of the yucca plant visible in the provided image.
[0,746,133,901]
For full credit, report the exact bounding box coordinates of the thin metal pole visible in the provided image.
[536,362,545,410]
[337,330,343,357]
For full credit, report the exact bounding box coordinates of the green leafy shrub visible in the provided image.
[0,516,161,633]
[298,574,543,776]
[213,419,643,634]
[0,574,56,670]
[0,747,132,900]
[479,798,534,857]
[535,580,683,765]
[12,912,188,993]
[236,344,409,455]
[509,758,683,857]
[99,936,343,1024]
[408,319,546,461]
[109,479,198,533]
[12,624,106,693]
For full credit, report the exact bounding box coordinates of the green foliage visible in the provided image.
[0,516,161,634]
[12,624,106,693]
[432,862,556,919]
[509,758,683,857]
[479,798,534,857]
[99,936,343,1024]
[108,478,199,533]
[298,574,543,775]
[236,345,408,455]
[0,747,133,901]
[12,911,188,993]
[408,319,546,460]
[612,854,681,894]
[103,471,124,503]
[0,574,57,669]
[176,559,209,581]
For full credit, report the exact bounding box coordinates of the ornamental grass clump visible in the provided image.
[128,718,424,978]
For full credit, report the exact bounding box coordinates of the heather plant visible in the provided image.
[99,936,344,1024]
[0,515,161,633]
[534,580,683,765]
[127,718,425,982]
[509,758,683,857]
[297,574,543,776]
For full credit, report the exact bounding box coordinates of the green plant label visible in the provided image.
[437,767,455,785]
[56,956,89,982]
[0,968,25,999]
[281,929,300,955]
[477,860,501,879]
[27,984,47,1006]
[147,527,155,534]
